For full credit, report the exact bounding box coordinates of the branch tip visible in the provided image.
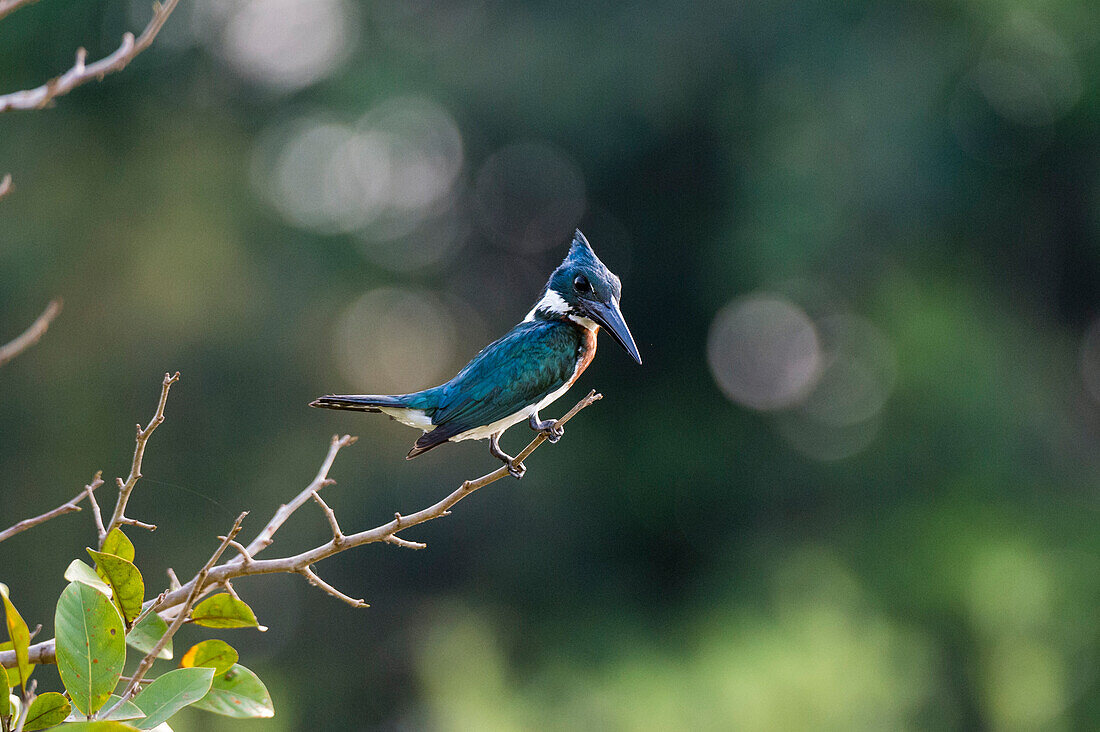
[0,0,180,113]
[0,299,62,367]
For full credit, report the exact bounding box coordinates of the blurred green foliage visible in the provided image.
[3,0,1100,729]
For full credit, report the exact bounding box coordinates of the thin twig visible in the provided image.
[103,512,247,718]
[119,517,157,531]
[0,391,603,669]
[103,371,178,547]
[223,539,253,565]
[0,0,180,113]
[310,490,345,546]
[0,471,102,544]
[0,300,62,367]
[384,534,427,550]
[85,472,107,544]
[243,435,356,556]
[299,566,367,608]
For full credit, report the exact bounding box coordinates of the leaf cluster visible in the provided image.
[2,527,273,731]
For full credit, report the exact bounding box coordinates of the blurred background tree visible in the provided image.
[3,0,1100,729]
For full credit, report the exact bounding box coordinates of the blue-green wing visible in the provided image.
[412,321,579,451]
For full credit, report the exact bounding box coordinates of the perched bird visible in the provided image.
[310,230,641,477]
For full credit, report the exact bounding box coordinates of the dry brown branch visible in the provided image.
[103,512,247,718]
[1,389,602,670]
[0,472,102,544]
[0,0,41,22]
[244,435,357,557]
[102,371,179,546]
[0,299,61,367]
[0,174,12,201]
[299,566,367,608]
[0,0,179,113]
[157,389,602,606]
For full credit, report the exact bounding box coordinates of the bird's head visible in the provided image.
[531,229,642,364]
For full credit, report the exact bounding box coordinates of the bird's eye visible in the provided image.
[574,275,591,293]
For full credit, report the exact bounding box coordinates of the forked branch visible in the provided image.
[0,0,179,113]
[0,472,103,544]
[103,371,179,546]
[0,374,602,669]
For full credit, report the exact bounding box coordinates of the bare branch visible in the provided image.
[0,0,179,114]
[244,434,356,556]
[0,0,41,22]
[299,566,368,608]
[222,538,254,565]
[104,512,248,718]
[310,490,345,546]
[119,516,157,532]
[168,390,602,606]
[0,299,62,367]
[85,473,107,544]
[103,371,179,547]
[384,534,427,550]
[0,174,12,201]
[0,471,102,544]
[1,390,603,669]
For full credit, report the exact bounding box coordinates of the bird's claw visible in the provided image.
[540,425,564,443]
[507,461,527,479]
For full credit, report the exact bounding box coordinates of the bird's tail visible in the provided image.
[309,394,408,412]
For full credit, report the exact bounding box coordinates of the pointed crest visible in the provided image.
[570,229,594,254]
[564,229,602,269]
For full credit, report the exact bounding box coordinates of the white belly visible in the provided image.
[449,380,575,442]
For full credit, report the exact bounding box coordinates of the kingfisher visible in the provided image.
[310,230,641,477]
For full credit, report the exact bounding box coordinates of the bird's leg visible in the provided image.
[489,432,525,479]
[528,411,564,443]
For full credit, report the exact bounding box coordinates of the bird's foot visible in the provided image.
[490,432,526,479]
[529,413,564,443]
[540,425,564,443]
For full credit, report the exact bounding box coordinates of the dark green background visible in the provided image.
[3,0,1100,728]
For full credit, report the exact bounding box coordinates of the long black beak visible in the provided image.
[587,298,642,364]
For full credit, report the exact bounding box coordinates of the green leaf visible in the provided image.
[131,667,214,729]
[178,640,237,676]
[60,723,141,731]
[100,528,136,563]
[65,560,112,597]
[189,595,258,629]
[126,613,173,660]
[22,691,70,731]
[87,550,144,627]
[54,581,126,716]
[192,664,274,719]
[0,583,32,693]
